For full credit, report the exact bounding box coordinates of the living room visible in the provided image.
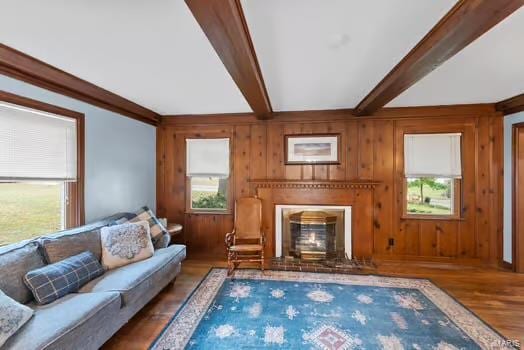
[1,1,524,349]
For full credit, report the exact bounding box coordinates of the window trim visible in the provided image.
[0,91,85,228]
[402,177,462,220]
[185,136,232,214]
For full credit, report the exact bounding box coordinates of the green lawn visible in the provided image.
[0,183,63,245]
[406,202,451,215]
[406,178,452,215]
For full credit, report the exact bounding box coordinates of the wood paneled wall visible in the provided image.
[157,107,503,264]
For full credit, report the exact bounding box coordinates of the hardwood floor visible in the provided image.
[103,258,524,349]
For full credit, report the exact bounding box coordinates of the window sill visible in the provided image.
[185,210,232,216]
[401,215,463,221]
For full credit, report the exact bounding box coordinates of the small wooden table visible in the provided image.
[167,223,183,238]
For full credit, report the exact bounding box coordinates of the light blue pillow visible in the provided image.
[24,251,104,305]
[0,290,33,347]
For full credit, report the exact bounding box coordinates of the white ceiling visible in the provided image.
[0,0,251,115]
[388,6,524,107]
[241,0,457,111]
[0,0,521,115]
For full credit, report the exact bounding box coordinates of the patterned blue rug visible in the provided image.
[151,269,512,350]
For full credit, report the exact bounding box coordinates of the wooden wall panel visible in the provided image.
[357,120,374,179]
[460,123,478,258]
[249,124,267,190]
[234,125,251,198]
[373,120,394,255]
[158,110,504,264]
[267,124,284,179]
[489,116,504,262]
[346,120,359,180]
[477,117,491,259]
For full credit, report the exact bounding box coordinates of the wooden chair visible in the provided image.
[225,197,265,275]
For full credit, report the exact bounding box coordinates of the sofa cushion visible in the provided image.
[115,206,168,243]
[1,292,121,350]
[80,245,186,306]
[25,251,105,305]
[40,229,102,264]
[0,290,34,347]
[0,242,46,304]
[101,221,155,270]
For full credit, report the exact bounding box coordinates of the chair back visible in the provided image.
[234,197,262,239]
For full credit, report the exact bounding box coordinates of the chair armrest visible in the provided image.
[225,230,236,248]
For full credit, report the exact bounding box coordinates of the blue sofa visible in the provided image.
[0,213,186,350]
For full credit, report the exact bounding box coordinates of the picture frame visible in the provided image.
[284,133,341,165]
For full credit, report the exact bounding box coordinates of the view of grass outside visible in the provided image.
[191,176,228,210]
[406,177,453,215]
[0,182,64,245]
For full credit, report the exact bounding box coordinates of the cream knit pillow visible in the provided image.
[0,290,34,347]
[100,221,154,270]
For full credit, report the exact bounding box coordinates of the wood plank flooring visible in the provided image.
[103,259,524,349]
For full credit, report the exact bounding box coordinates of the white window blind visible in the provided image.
[404,133,462,178]
[186,138,229,177]
[0,102,77,181]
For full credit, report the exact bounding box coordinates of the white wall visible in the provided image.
[0,75,156,222]
[503,111,524,263]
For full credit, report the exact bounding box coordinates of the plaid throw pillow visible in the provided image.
[24,251,104,305]
[116,206,168,242]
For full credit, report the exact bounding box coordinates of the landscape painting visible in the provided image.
[285,134,340,164]
[294,142,331,156]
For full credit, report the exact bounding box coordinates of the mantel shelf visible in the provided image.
[248,179,380,189]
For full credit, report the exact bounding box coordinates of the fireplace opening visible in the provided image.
[281,207,346,261]
[289,211,337,261]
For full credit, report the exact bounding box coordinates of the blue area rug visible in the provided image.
[151,269,512,350]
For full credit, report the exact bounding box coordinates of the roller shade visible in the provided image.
[404,133,462,178]
[186,138,229,177]
[0,102,77,181]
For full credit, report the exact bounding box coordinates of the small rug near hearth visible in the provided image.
[151,269,513,350]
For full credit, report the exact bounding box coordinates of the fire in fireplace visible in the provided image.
[289,211,337,261]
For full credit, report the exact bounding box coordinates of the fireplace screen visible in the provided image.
[282,209,345,261]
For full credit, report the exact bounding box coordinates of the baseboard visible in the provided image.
[499,260,514,271]
[372,254,483,267]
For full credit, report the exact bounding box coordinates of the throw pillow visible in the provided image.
[0,242,46,304]
[40,229,102,264]
[100,221,154,270]
[0,290,33,347]
[24,251,104,305]
[115,206,168,243]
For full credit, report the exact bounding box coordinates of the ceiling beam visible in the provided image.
[355,0,524,116]
[0,44,160,126]
[185,0,272,119]
[496,93,524,115]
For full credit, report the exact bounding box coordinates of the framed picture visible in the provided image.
[284,134,341,165]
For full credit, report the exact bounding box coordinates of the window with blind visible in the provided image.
[186,138,230,212]
[0,94,83,245]
[403,133,462,218]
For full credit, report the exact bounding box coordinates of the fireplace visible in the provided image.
[289,211,337,261]
[275,205,352,260]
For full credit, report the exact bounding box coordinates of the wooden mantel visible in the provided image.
[248,179,377,259]
[249,179,380,190]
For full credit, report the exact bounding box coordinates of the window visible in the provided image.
[186,138,230,212]
[406,177,460,216]
[403,133,462,219]
[0,93,84,245]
